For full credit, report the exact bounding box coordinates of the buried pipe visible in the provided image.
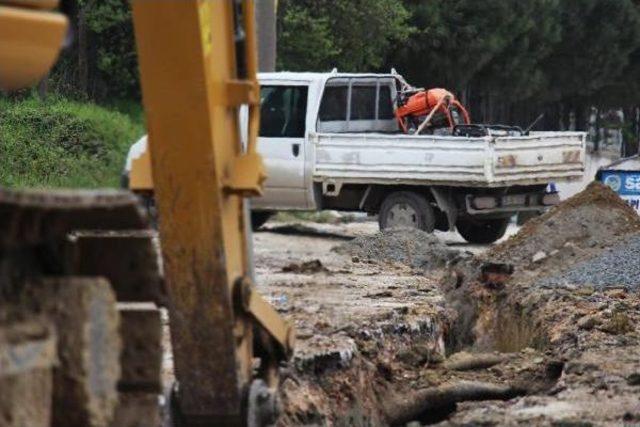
[383,381,525,426]
[443,352,506,371]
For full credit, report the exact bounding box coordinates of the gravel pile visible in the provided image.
[486,182,640,272]
[541,233,640,289]
[333,227,465,270]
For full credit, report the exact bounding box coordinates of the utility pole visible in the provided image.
[255,0,277,71]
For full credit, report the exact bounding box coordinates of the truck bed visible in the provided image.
[312,131,586,187]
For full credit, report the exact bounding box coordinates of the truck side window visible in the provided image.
[319,86,348,121]
[260,85,308,138]
[350,86,377,120]
[378,86,394,120]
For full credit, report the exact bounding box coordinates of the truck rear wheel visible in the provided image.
[251,211,272,230]
[378,191,435,232]
[456,217,510,244]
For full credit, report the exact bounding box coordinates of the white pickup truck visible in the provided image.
[124,71,586,244]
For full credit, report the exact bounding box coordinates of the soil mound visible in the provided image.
[334,227,464,270]
[542,232,640,289]
[487,182,640,270]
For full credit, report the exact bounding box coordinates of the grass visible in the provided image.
[0,96,144,188]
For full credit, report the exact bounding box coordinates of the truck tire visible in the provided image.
[456,218,510,244]
[378,191,435,232]
[251,211,272,230]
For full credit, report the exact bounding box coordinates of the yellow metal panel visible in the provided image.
[129,148,153,191]
[132,0,259,421]
[0,5,67,91]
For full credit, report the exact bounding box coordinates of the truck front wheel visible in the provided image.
[456,217,509,244]
[378,191,435,232]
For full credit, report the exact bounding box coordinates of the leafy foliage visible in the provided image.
[34,0,640,132]
[277,0,413,71]
[51,0,138,100]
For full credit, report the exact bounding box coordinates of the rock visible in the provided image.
[564,362,598,375]
[532,251,548,263]
[626,373,640,386]
[352,256,360,263]
[397,343,443,367]
[600,312,632,335]
[282,259,328,274]
[577,315,599,330]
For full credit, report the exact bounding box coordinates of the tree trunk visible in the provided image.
[37,76,48,100]
[77,4,89,97]
[255,0,277,72]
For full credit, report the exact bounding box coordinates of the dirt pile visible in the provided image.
[334,227,466,270]
[542,232,640,289]
[486,182,640,274]
[438,182,640,424]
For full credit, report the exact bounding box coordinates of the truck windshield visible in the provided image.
[260,85,308,138]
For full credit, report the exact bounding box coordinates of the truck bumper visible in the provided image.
[465,192,559,215]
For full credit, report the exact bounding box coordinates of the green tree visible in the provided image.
[50,0,138,101]
[277,0,413,72]
[388,0,532,90]
[541,0,640,102]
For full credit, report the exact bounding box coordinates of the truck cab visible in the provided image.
[253,72,398,211]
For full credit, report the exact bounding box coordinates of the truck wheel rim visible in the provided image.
[387,203,418,228]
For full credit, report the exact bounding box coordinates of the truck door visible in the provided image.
[253,84,309,209]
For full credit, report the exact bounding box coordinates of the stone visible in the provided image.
[532,251,548,263]
[626,373,640,386]
[577,315,599,330]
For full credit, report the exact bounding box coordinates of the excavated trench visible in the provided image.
[273,183,640,425]
[442,259,550,355]
[275,233,563,426]
[277,260,564,426]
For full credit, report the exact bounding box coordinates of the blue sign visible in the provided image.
[600,170,640,213]
[601,171,640,195]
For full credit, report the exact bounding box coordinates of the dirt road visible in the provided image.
[161,184,640,426]
[250,183,640,426]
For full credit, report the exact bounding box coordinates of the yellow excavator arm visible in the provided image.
[132,0,293,424]
[0,0,293,425]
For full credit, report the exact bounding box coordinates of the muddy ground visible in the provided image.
[250,183,640,426]
[160,184,640,425]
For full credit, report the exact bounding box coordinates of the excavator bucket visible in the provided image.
[0,0,68,91]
